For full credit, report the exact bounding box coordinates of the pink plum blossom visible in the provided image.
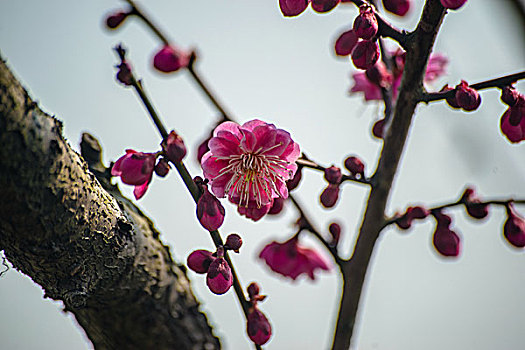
[350,51,448,101]
[259,236,331,280]
[111,150,157,200]
[201,119,300,221]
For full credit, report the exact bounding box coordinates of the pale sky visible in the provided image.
[1,1,524,349]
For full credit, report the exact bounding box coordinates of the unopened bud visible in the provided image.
[432,212,461,257]
[344,156,365,177]
[334,29,358,57]
[196,187,225,231]
[372,119,385,139]
[153,45,190,73]
[329,222,341,245]
[154,158,170,177]
[247,282,260,300]
[206,257,233,295]
[286,166,303,191]
[162,130,187,163]
[324,166,342,185]
[320,184,340,208]
[504,203,525,248]
[106,11,129,29]
[455,81,481,111]
[311,0,340,13]
[247,308,272,345]
[461,187,489,220]
[351,40,380,70]
[187,249,215,274]
[353,5,378,40]
[383,0,411,16]
[225,233,243,252]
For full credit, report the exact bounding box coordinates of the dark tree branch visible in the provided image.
[0,57,220,350]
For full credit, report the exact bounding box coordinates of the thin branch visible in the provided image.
[420,70,525,103]
[123,0,170,45]
[114,46,260,350]
[296,158,371,185]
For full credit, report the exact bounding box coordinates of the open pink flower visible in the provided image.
[350,51,448,101]
[259,236,331,280]
[201,119,300,221]
[111,150,157,199]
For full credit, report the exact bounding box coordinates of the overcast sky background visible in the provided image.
[1,1,525,349]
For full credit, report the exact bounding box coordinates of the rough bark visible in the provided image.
[0,56,221,350]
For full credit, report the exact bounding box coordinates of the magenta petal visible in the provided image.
[209,136,241,157]
[279,0,309,17]
[133,181,149,200]
[213,121,242,138]
[501,108,525,143]
[242,119,270,131]
[239,128,257,152]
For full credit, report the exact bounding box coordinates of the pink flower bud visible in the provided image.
[383,0,411,16]
[311,0,340,13]
[501,86,520,107]
[365,61,393,89]
[154,158,170,177]
[396,206,429,230]
[187,249,215,274]
[225,233,243,252]
[106,11,129,29]
[440,0,467,10]
[344,156,365,177]
[286,166,303,191]
[247,282,260,300]
[372,119,385,139]
[111,150,156,200]
[161,130,187,163]
[153,45,190,73]
[508,95,525,126]
[441,84,460,109]
[324,166,342,185]
[353,5,378,40]
[351,40,380,70]
[320,184,340,208]
[503,203,525,248]
[279,0,309,17]
[247,308,272,345]
[206,256,233,295]
[115,62,133,86]
[461,187,489,220]
[334,29,358,57]
[268,197,285,215]
[432,212,461,257]
[329,222,341,245]
[197,187,225,231]
[500,103,525,144]
[455,81,481,111]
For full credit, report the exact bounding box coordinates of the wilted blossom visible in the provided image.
[206,247,233,295]
[353,5,378,40]
[247,308,272,345]
[201,119,300,221]
[500,97,525,143]
[383,0,411,16]
[350,51,448,101]
[461,187,489,220]
[153,45,191,73]
[440,0,467,10]
[115,61,133,86]
[351,40,380,70]
[279,0,340,17]
[259,236,331,280]
[432,212,461,257]
[187,249,215,274]
[504,203,525,248]
[196,186,225,231]
[111,150,157,199]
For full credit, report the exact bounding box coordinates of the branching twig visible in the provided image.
[296,158,371,185]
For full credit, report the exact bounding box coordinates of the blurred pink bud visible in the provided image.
[351,40,380,70]
[440,0,467,10]
[153,45,190,73]
[320,184,340,208]
[197,187,225,231]
[206,254,233,295]
[187,249,215,274]
[225,233,243,252]
[324,166,342,185]
[247,282,260,300]
[311,0,340,13]
[365,61,393,89]
[106,11,129,29]
[353,5,378,40]
[334,29,358,57]
[162,130,186,163]
[154,157,171,177]
[441,85,460,109]
[396,206,429,230]
[116,62,133,86]
[508,95,525,126]
[329,222,341,245]
[247,308,272,345]
[268,197,285,215]
[432,212,461,257]
[383,0,411,16]
[504,203,525,248]
[259,236,331,280]
[372,119,385,139]
[344,156,365,177]
[500,102,525,144]
[286,166,303,191]
[501,86,520,107]
[279,0,309,17]
[455,81,481,111]
[461,187,489,220]
[111,150,156,200]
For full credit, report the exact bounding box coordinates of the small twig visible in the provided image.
[296,158,371,185]
[123,0,170,45]
[420,70,525,103]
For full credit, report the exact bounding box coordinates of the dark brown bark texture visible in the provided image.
[0,56,221,350]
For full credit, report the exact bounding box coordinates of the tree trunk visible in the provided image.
[0,56,221,350]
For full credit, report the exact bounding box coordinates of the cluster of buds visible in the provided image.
[444,81,481,111]
[499,85,525,143]
[246,283,272,345]
[279,0,341,17]
[187,234,242,295]
[111,130,186,199]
